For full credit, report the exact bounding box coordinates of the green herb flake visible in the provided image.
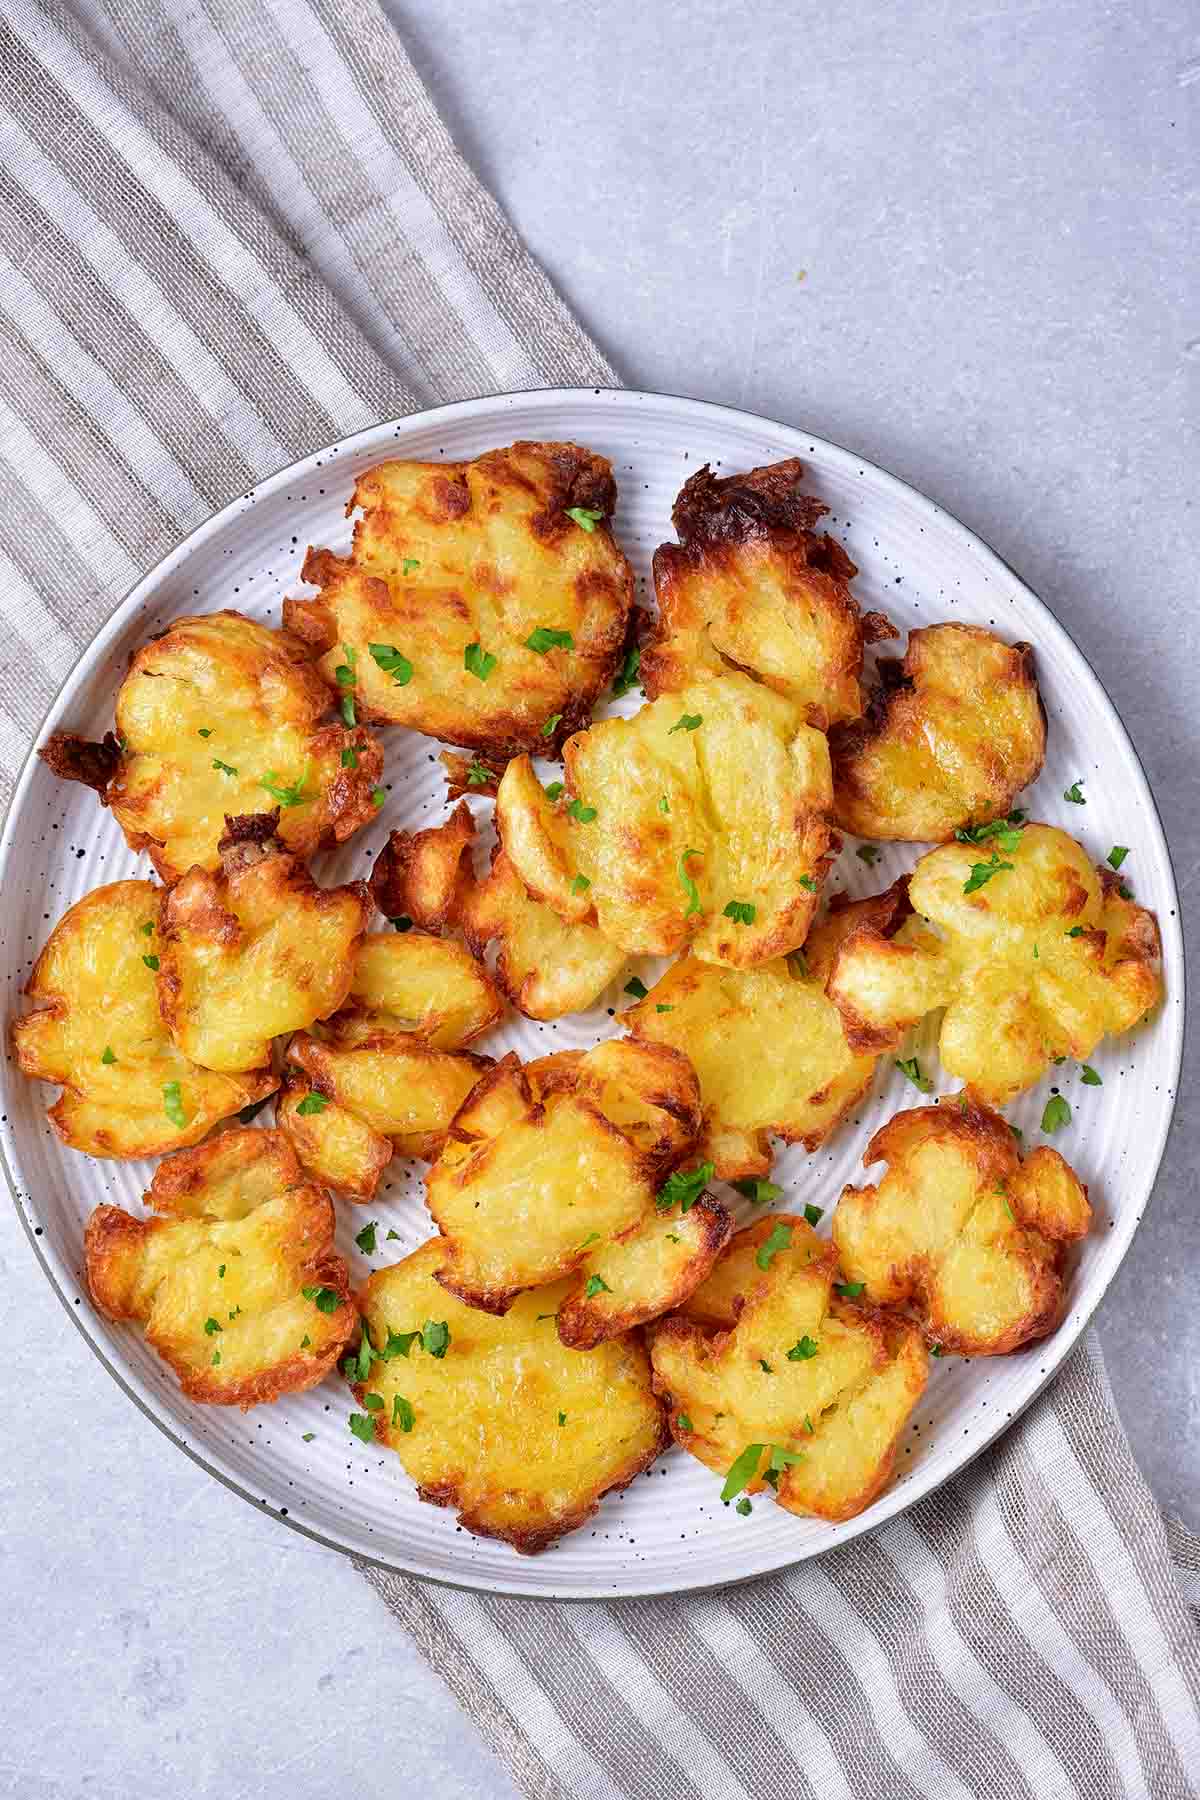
[370,786,386,808]
[769,1445,804,1474]
[676,1413,693,1432]
[362,1392,384,1412]
[571,874,591,894]
[162,1080,187,1127]
[612,645,641,698]
[655,1002,674,1012]
[545,780,565,801]
[302,1431,315,1442]
[678,847,702,916]
[557,1411,567,1427]
[369,643,414,686]
[301,1284,343,1314]
[197,727,212,738]
[566,506,604,532]
[756,1222,793,1270]
[584,1274,612,1298]
[296,1092,329,1116]
[525,627,574,654]
[355,1221,378,1254]
[798,874,817,892]
[541,712,563,738]
[1107,845,1130,870]
[733,1179,784,1206]
[723,899,756,925]
[658,794,670,814]
[465,760,492,787]
[464,642,497,682]
[341,745,359,769]
[1065,925,1085,938]
[300,1334,311,1349]
[142,953,160,972]
[1063,780,1086,805]
[211,759,238,777]
[803,1203,824,1227]
[217,1264,226,1279]
[787,1335,819,1361]
[856,844,881,865]
[259,766,311,808]
[834,1281,865,1299]
[759,1358,773,1373]
[1080,1064,1102,1086]
[393,1395,414,1432]
[203,1316,221,1336]
[348,1412,375,1445]
[421,1319,451,1359]
[895,1056,933,1093]
[955,815,1025,850]
[334,644,357,688]
[140,921,155,936]
[669,712,702,734]
[624,976,649,999]
[736,1498,753,1516]
[100,1046,117,1065]
[340,692,357,727]
[1041,1093,1072,1134]
[211,1351,221,1366]
[721,1443,765,1502]
[804,1415,815,1434]
[567,798,597,823]
[657,1160,715,1214]
[963,852,1014,895]
[402,558,420,575]
[386,1229,401,1241]
[786,949,809,980]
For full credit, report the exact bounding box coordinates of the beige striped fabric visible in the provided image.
[1,5,1197,1796]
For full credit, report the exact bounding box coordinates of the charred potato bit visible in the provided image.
[11,879,274,1159]
[39,612,383,881]
[643,460,895,725]
[833,1098,1091,1354]
[370,802,475,933]
[826,822,1162,1104]
[427,1040,731,1343]
[651,1216,927,1523]
[626,884,910,1178]
[285,442,634,757]
[496,670,835,966]
[350,1240,667,1553]
[459,846,627,1021]
[85,1129,356,1405]
[831,623,1046,841]
[158,815,371,1074]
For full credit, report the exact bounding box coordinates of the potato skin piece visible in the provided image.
[831,622,1046,841]
[459,845,628,1021]
[11,879,275,1159]
[650,1215,928,1523]
[39,611,384,882]
[833,1097,1091,1355]
[85,1129,357,1406]
[350,1240,668,1553]
[369,802,476,933]
[644,460,895,726]
[285,442,634,758]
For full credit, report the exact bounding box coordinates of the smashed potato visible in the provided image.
[831,623,1045,841]
[496,671,835,966]
[833,1099,1091,1354]
[370,802,475,933]
[460,846,628,1020]
[650,1216,928,1523]
[285,442,634,758]
[39,611,383,882]
[158,814,370,1074]
[626,884,909,1177]
[643,460,894,725]
[427,1041,732,1344]
[338,930,503,1049]
[12,880,274,1158]
[85,1129,356,1405]
[349,1240,667,1553]
[826,822,1162,1103]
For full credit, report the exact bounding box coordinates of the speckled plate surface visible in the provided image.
[0,389,1183,1600]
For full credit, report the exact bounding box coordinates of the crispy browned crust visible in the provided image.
[440,749,508,800]
[369,802,475,931]
[217,808,283,869]
[38,729,120,797]
[825,913,923,1053]
[555,1192,732,1350]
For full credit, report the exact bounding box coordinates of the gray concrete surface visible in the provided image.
[5,2,1195,1795]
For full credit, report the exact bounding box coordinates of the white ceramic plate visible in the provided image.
[0,389,1183,1600]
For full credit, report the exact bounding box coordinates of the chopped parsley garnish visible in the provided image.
[786,1336,819,1361]
[296,1092,329,1116]
[584,1274,611,1298]
[895,1056,933,1093]
[211,759,238,777]
[140,921,155,936]
[355,1221,378,1254]
[370,786,386,807]
[211,1351,221,1366]
[624,976,649,999]
[567,798,597,823]
[348,1413,375,1444]
[393,1395,414,1432]
[197,727,212,738]
[465,759,491,787]
[401,558,420,575]
[300,1334,311,1348]
[142,953,160,971]
[658,795,670,814]
[576,1231,602,1251]
[1041,1093,1071,1134]
[1065,925,1085,938]
[334,643,357,691]
[421,1319,450,1359]
[612,644,640,698]
[464,641,496,681]
[803,1203,823,1226]
[736,1498,753,1516]
[963,851,1014,894]
[362,1392,384,1412]
[566,505,604,531]
[1107,845,1130,870]
[656,1160,714,1213]
[678,847,702,916]
[390,915,413,932]
[804,1415,814,1434]
[798,875,816,892]
[369,643,414,686]
[856,844,881,865]
[769,1445,804,1474]
[669,712,702,734]
[218,1264,226,1279]
[571,874,591,894]
[1063,780,1086,805]
[100,1046,117,1065]
[834,1281,865,1299]
[259,766,311,808]
[722,899,756,925]
[955,815,1024,849]
[557,1411,567,1427]
[301,1284,342,1313]
[759,1359,773,1373]
[542,712,563,737]
[386,1229,400,1241]
[341,745,359,769]
[733,1179,783,1206]
[302,1431,315,1442]
[525,626,574,654]
[756,1223,793,1269]
[675,1413,694,1435]
[655,1002,673,1012]
[203,1317,221,1336]
[1080,1064,1102,1086]
[162,1080,187,1126]
[720,1443,764,1502]
[545,780,564,801]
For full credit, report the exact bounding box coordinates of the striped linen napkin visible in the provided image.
[2,5,1197,1795]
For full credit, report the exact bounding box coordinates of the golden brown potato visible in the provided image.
[459,846,628,1020]
[11,880,275,1159]
[826,822,1162,1104]
[38,611,384,882]
[496,671,835,966]
[833,1098,1091,1354]
[158,814,371,1074]
[626,884,910,1177]
[337,930,503,1049]
[348,1240,667,1553]
[369,802,476,933]
[85,1129,356,1405]
[285,442,635,758]
[426,1041,732,1343]
[650,1216,928,1523]
[831,623,1046,841]
[643,460,895,725]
